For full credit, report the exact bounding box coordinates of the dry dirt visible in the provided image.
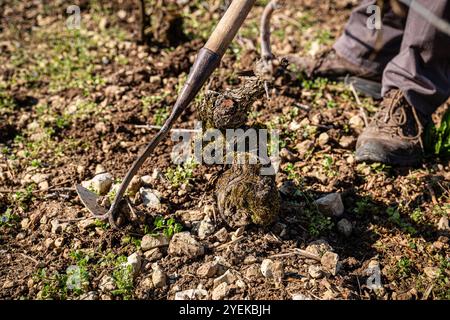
[0,0,449,300]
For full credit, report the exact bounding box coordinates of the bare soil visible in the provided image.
[0,0,449,300]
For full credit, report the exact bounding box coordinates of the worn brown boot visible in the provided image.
[284,49,382,81]
[355,90,430,166]
[284,49,382,98]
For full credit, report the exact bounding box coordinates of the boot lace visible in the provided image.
[374,90,424,149]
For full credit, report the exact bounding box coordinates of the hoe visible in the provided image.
[76,0,259,228]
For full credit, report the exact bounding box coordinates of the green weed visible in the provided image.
[151,215,183,238]
[425,109,450,157]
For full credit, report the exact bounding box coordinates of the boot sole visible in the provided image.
[355,148,422,167]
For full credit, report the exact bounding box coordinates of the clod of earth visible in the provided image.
[168,232,205,258]
[216,161,280,228]
[196,77,265,130]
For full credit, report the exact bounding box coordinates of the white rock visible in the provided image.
[44,238,55,249]
[214,227,229,242]
[305,240,333,257]
[198,217,215,239]
[91,173,113,195]
[314,193,344,217]
[339,136,355,148]
[141,278,154,290]
[245,264,262,278]
[438,216,449,231]
[78,218,97,231]
[152,264,167,288]
[117,9,127,19]
[260,259,274,278]
[197,261,219,278]
[95,164,106,175]
[236,279,247,289]
[99,275,116,291]
[124,253,142,275]
[349,115,365,130]
[141,234,169,251]
[51,219,68,234]
[289,120,302,131]
[174,288,208,300]
[212,282,229,300]
[21,218,30,230]
[213,270,237,288]
[424,267,440,280]
[31,173,49,184]
[337,218,352,237]
[296,140,314,158]
[140,175,153,185]
[321,251,340,276]
[168,232,204,258]
[79,291,99,300]
[54,237,64,248]
[317,132,330,147]
[81,180,92,189]
[292,293,313,300]
[143,248,163,262]
[27,121,40,131]
[38,181,49,191]
[140,188,162,209]
[2,280,15,289]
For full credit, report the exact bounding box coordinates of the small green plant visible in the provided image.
[94,219,109,230]
[305,208,334,237]
[0,92,16,112]
[397,257,412,278]
[322,155,337,177]
[34,251,91,299]
[121,235,141,249]
[165,158,197,187]
[353,197,378,216]
[425,109,450,157]
[410,208,424,223]
[370,162,391,174]
[284,163,302,184]
[34,268,68,300]
[432,204,450,217]
[387,207,417,235]
[294,191,334,236]
[14,184,35,210]
[153,106,169,126]
[111,256,134,299]
[435,256,450,299]
[0,208,19,228]
[152,216,183,238]
[30,159,42,168]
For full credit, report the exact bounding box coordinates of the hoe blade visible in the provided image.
[75,184,107,217]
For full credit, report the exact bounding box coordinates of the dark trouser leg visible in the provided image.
[334,0,406,74]
[382,1,450,116]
